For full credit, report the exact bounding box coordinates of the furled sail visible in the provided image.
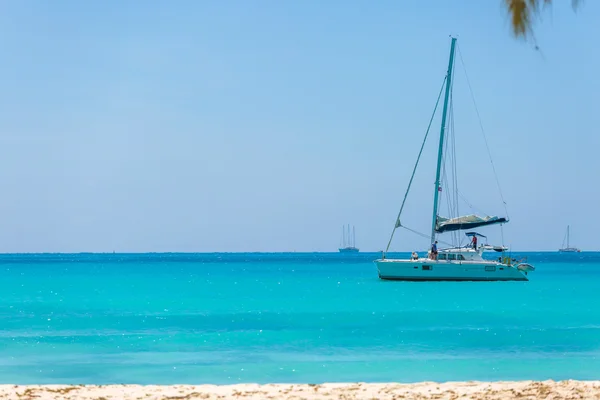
[435,215,507,233]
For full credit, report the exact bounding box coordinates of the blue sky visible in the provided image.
[0,1,597,252]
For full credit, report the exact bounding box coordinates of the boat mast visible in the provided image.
[353,226,356,248]
[430,37,457,244]
[347,225,351,247]
[567,225,570,248]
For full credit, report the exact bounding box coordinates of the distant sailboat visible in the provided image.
[559,225,581,253]
[339,224,359,253]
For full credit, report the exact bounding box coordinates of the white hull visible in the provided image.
[375,258,529,281]
[559,248,580,253]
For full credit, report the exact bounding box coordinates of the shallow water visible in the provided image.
[0,252,598,384]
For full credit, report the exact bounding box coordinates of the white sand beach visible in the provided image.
[2,380,600,399]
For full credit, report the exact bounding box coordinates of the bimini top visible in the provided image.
[465,231,486,238]
[436,215,508,233]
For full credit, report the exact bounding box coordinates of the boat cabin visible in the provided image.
[435,247,482,262]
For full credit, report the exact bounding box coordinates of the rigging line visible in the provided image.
[449,90,460,246]
[440,72,461,246]
[457,44,509,219]
[441,82,456,221]
[441,172,453,244]
[438,97,451,236]
[457,190,489,216]
[441,113,451,218]
[443,65,460,246]
[441,124,456,244]
[450,69,459,221]
[449,75,458,217]
[398,224,454,248]
[384,76,447,254]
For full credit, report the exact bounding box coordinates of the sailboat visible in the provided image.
[374,37,534,281]
[559,225,580,253]
[339,224,359,253]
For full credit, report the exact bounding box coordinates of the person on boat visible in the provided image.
[471,235,478,249]
[430,241,438,260]
[411,251,418,260]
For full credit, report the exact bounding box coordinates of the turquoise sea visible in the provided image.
[1,252,599,384]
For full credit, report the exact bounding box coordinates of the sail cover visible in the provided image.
[436,215,508,233]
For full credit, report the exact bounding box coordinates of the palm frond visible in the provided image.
[505,0,582,38]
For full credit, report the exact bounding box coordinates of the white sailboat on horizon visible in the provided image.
[559,225,581,253]
[339,224,359,253]
[374,37,534,282]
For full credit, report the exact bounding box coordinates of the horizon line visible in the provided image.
[0,250,595,255]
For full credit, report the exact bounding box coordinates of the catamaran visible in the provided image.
[339,224,359,253]
[374,37,534,281]
[559,225,580,253]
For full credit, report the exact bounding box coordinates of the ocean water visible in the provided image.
[1,252,599,384]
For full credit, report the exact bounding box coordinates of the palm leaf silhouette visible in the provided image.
[504,0,581,38]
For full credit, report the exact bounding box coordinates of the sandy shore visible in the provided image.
[1,381,600,399]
